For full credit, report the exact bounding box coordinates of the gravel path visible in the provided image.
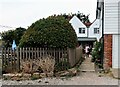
[1,71,119,85]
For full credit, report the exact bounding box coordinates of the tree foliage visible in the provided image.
[19,15,77,48]
[61,11,90,23]
[1,27,26,47]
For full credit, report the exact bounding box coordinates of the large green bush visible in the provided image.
[19,15,77,48]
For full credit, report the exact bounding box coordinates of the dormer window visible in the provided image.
[79,28,85,34]
[94,28,99,34]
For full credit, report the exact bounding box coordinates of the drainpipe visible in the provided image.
[101,1,104,69]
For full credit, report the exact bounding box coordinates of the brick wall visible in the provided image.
[104,34,112,71]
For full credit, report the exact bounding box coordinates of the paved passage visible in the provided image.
[80,56,95,72]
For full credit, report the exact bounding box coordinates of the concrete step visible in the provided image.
[80,64,95,72]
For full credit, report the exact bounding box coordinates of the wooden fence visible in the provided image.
[2,47,68,72]
[2,47,83,73]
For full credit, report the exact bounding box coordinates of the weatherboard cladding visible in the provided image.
[104,1,119,34]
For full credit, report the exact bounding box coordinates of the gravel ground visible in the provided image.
[1,71,119,85]
[1,57,119,86]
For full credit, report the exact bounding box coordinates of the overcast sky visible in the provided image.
[0,0,97,32]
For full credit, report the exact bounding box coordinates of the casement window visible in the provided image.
[79,28,85,34]
[94,28,99,34]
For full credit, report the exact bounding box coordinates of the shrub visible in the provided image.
[91,41,103,68]
[35,55,55,76]
[21,59,41,74]
[19,15,77,48]
[55,61,70,72]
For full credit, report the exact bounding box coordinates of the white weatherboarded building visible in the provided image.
[104,0,120,78]
[69,15,102,46]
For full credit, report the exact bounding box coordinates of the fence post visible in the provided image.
[20,48,22,60]
[75,47,83,64]
[67,48,76,67]
[1,48,4,72]
[16,47,20,72]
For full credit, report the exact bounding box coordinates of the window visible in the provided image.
[94,28,99,34]
[79,28,85,34]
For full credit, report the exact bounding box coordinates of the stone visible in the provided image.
[31,73,40,80]
[112,68,120,79]
[33,73,40,77]
[68,68,77,76]
[40,73,46,78]
[3,73,15,77]
[59,71,70,77]
[14,73,22,77]
[11,76,20,81]
[3,73,15,80]
[47,72,54,77]
[23,73,31,77]
[19,81,23,84]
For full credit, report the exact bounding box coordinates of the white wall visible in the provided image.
[104,0,119,34]
[118,2,120,68]
[118,1,120,34]
[105,0,119,3]
[69,16,87,37]
[88,19,102,40]
[112,35,120,68]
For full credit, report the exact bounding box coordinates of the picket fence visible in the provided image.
[2,47,68,72]
[2,47,83,73]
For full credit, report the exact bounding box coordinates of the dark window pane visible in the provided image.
[94,28,100,34]
[83,29,85,33]
[79,28,82,33]
[94,28,98,34]
[79,28,85,34]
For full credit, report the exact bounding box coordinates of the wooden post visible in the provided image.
[23,48,25,60]
[9,48,13,71]
[54,48,55,59]
[20,48,22,60]
[16,47,20,72]
[7,48,10,68]
[40,48,41,58]
[67,48,76,67]
[34,48,37,59]
[4,48,7,70]
[25,48,27,60]
[13,48,16,71]
[37,48,39,58]
[58,48,60,63]
[32,48,34,59]
[29,47,31,60]
[1,48,4,71]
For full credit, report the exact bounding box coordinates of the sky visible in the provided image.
[0,0,97,32]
